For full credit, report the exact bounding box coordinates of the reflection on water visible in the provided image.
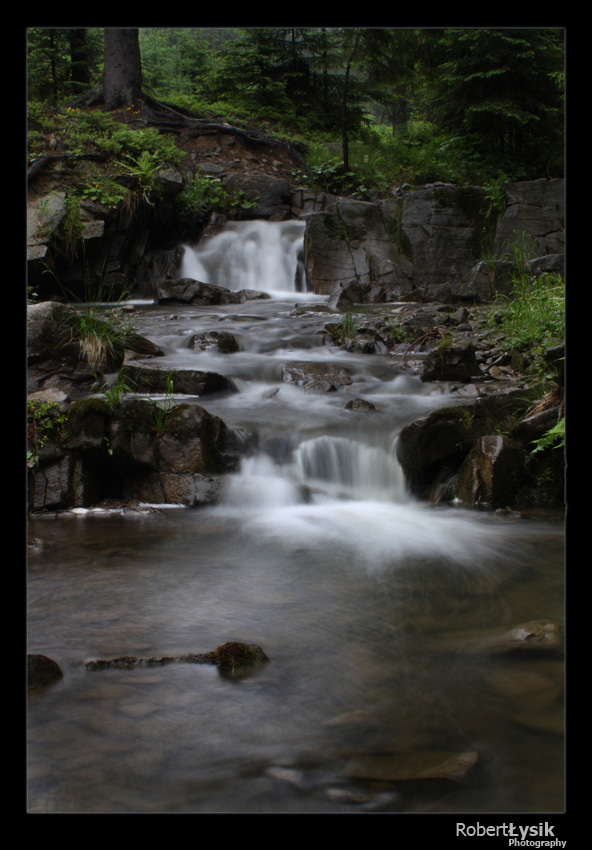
[27,223,564,814]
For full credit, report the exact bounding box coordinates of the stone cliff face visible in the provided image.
[302,179,564,304]
[27,118,564,305]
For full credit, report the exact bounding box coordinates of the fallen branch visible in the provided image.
[28,151,109,185]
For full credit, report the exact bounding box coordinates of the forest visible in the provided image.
[27,27,565,194]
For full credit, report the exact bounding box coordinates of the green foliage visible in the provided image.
[429,29,564,178]
[27,399,67,468]
[175,173,258,220]
[94,368,137,409]
[338,313,358,338]
[531,416,565,455]
[490,232,565,379]
[483,173,509,218]
[151,372,177,432]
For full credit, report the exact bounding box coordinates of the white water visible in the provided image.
[181,219,307,294]
[28,220,564,815]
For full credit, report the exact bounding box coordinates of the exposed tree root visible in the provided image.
[64,87,308,170]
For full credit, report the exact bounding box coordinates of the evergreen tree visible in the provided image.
[430,28,564,177]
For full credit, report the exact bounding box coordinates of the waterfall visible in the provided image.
[223,434,408,510]
[180,220,306,294]
[292,435,408,502]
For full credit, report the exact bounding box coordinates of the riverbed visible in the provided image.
[27,222,564,814]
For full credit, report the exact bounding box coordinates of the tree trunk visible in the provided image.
[103,28,143,109]
[68,28,90,90]
[341,31,360,173]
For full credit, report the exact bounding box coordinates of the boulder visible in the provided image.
[28,396,243,510]
[155,278,269,305]
[454,435,532,509]
[223,172,292,218]
[282,361,353,392]
[27,301,161,394]
[123,363,237,396]
[28,654,63,692]
[345,398,376,411]
[421,340,483,383]
[395,392,532,500]
[189,330,240,353]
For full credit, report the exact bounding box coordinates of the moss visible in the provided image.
[67,397,112,438]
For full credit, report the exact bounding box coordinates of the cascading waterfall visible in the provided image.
[27,211,564,815]
[293,435,407,502]
[180,219,307,294]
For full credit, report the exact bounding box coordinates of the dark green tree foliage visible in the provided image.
[359,29,421,133]
[28,28,103,104]
[430,28,564,177]
[139,29,210,101]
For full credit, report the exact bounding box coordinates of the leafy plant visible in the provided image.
[119,150,167,205]
[94,368,137,409]
[27,399,67,468]
[531,416,565,455]
[483,173,508,218]
[175,173,258,220]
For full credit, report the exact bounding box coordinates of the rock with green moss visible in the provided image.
[29,395,244,511]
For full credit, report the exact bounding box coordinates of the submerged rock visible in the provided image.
[482,619,564,655]
[282,361,353,392]
[189,330,240,353]
[345,398,376,411]
[343,750,479,783]
[28,654,63,692]
[86,642,270,676]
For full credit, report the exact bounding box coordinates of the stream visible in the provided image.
[27,220,565,814]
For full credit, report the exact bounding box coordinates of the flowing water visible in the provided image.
[27,220,565,814]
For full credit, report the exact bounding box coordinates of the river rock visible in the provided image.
[454,435,532,509]
[86,641,269,675]
[189,330,240,353]
[395,392,532,501]
[481,619,564,655]
[123,363,237,396]
[421,340,483,383]
[28,653,63,691]
[343,750,479,783]
[345,398,376,411]
[282,361,353,392]
[155,278,269,305]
